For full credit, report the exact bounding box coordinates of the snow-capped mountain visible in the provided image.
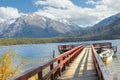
[64,12,120,40]
[82,13,120,39]
[0,20,13,35]
[93,13,120,28]
[0,14,81,38]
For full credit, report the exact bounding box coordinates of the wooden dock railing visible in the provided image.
[11,45,84,80]
[91,45,113,80]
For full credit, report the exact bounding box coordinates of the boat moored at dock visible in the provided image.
[99,49,114,62]
[93,42,117,63]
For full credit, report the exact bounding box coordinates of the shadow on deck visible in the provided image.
[57,47,98,80]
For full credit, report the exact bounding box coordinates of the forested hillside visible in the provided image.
[64,13,120,40]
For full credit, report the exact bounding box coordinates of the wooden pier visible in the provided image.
[12,44,113,80]
[57,47,97,80]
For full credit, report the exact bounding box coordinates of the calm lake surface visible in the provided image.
[0,39,120,79]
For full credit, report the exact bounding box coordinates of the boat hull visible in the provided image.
[102,55,113,63]
[100,49,114,63]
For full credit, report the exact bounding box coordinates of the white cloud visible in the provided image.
[101,0,120,11]
[35,0,74,9]
[34,10,57,19]
[86,0,96,5]
[34,0,120,27]
[0,7,21,23]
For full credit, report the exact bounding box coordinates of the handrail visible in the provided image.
[91,45,113,80]
[11,45,84,80]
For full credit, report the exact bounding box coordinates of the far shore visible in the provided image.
[0,37,119,46]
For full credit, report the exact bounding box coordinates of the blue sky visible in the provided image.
[0,0,120,27]
[71,0,96,8]
[0,0,96,13]
[0,0,38,13]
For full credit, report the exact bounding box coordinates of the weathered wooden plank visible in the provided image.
[91,45,113,80]
[57,47,98,80]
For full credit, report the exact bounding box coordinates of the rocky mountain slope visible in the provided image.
[65,13,120,40]
[1,12,120,40]
[0,14,81,38]
[85,13,120,39]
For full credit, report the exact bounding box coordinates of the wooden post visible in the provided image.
[50,64,54,80]
[58,60,61,76]
[38,70,43,80]
[67,55,69,66]
[63,57,66,71]
[51,74,54,80]
[53,50,55,58]
[70,58,72,63]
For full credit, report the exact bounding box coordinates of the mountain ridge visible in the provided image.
[80,13,120,40]
[0,14,82,38]
[63,13,120,40]
[0,13,120,40]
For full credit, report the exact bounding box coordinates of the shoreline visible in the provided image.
[0,38,119,46]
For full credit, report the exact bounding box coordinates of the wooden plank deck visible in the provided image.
[57,47,98,80]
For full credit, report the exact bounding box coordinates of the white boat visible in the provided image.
[93,42,117,63]
[99,49,114,62]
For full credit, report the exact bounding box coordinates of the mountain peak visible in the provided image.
[56,18,71,25]
[0,13,81,38]
[34,11,57,20]
[93,13,120,28]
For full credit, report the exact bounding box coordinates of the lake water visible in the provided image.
[0,39,120,79]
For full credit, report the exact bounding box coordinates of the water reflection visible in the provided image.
[106,53,120,80]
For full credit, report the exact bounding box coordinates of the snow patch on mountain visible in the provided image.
[0,13,81,38]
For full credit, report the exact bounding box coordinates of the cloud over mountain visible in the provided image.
[0,0,120,27]
[34,0,120,27]
[0,7,21,23]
